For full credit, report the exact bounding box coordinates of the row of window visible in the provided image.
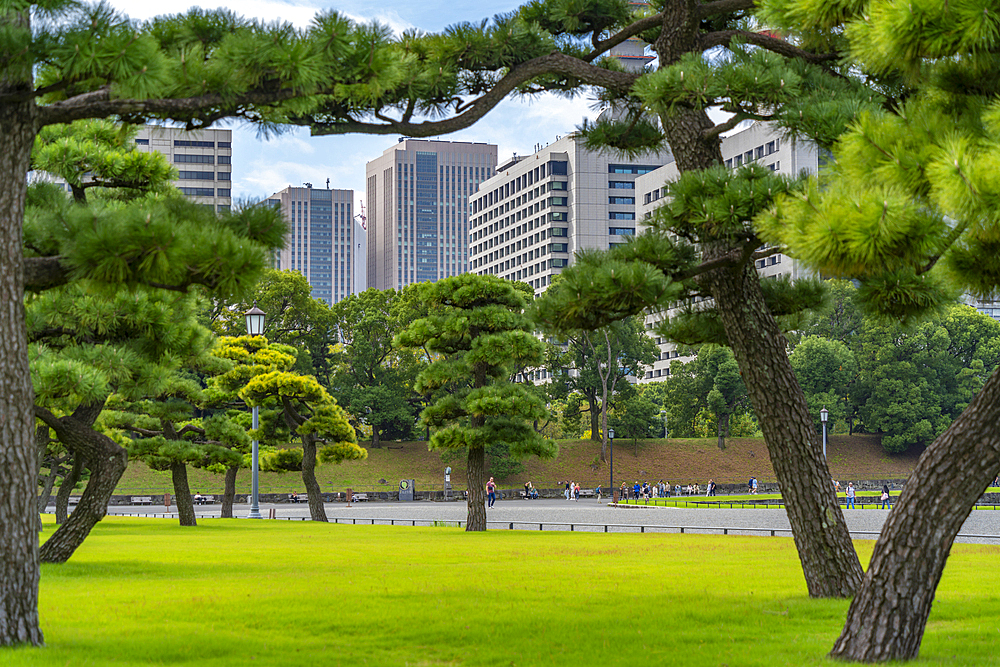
[174,154,231,165]
[174,140,231,148]
[471,161,565,213]
[725,139,780,168]
[179,187,230,197]
[178,171,231,180]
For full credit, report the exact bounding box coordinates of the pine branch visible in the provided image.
[36,86,301,127]
[24,256,70,292]
[584,13,666,62]
[751,245,785,261]
[700,30,838,63]
[703,113,749,140]
[307,53,638,137]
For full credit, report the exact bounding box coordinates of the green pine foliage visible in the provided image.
[397,274,557,463]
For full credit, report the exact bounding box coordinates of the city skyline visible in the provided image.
[107,0,600,210]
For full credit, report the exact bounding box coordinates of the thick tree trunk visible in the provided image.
[653,82,863,596]
[0,34,43,645]
[717,417,726,451]
[301,437,328,522]
[171,462,197,527]
[371,428,381,448]
[466,445,487,531]
[221,465,238,518]
[829,365,1000,662]
[703,257,863,597]
[36,405,128,564]
[55,452,83,525]
[588,394,601,442]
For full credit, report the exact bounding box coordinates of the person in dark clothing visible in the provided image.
[880,484,892,509]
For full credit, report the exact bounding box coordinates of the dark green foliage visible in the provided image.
[398,274,557,460]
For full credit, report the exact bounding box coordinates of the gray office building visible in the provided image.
[267,185,354,305]
[365,139,498,290]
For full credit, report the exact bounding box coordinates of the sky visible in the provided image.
[107,0,602,207]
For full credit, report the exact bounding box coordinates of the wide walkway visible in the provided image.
[103,497,1000,544]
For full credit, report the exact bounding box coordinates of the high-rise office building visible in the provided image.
[634,121,826,381]
[134,126,233,212]
[468,134,674,297]
[267,185,354,305]
[365,139,498,291]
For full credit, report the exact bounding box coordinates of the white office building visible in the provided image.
[635,121,827,381]
[468,134,674,298]
[133,126,233,212]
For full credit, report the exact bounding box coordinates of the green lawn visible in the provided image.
[620,489,1000,508]
[7,517,1000,665]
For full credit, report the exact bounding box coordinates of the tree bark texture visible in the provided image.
[54,453,83,525]
[221,465,238,518]
[466,446,487,531]
[35,406,128,564]
[702,256,864,597]
[829,365,1000,662]
[301,436,328,522]
[0,52,43,644]
[170,463,197,527]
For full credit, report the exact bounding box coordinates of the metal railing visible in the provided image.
[101,512,1000,541]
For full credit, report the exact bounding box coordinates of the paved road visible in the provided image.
[100,498,1000,544]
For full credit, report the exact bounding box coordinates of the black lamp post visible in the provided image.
[245,302,266,519]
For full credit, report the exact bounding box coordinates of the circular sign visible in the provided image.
[400,480,410,490]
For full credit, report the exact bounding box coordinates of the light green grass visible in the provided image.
[7,517,1000,666]
[621,489,1000,509]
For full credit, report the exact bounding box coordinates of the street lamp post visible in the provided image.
[245,302,266,519]
[820,407,829,462]
[609,428,615,503]
[660,409,668,439]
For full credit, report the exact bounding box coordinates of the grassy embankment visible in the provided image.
[9,517,1000,666]
[111,434,922,495]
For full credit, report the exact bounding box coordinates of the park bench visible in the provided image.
[580,489,596,498]
[193,495,215,505]
[519,490,539,500]
[351,493,369,502]
[288,494,303,503]
[131,496,153,505]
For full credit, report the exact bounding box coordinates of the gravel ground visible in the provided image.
[103,498,1000,544]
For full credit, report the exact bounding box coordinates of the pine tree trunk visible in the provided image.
[829,365,1000,662]
[650,90,863,596]
[171,463,197,527]
[221,465,238,518]
[717,417,726,451]
[55,453,83,525]
[466,445,487,531]
[301,437,328,522]
[371,428,381,448]
[35,425,56,515]
[0,24,43,644]
[36,406,128,564]
[703,257,863,597]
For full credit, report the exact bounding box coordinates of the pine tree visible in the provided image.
[757,0,1000,659]
[212,335,366,522]
[397,275,557,531]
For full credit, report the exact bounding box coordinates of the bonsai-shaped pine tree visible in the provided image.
[30,288,221,561]
[397,275,557,531]
[211,336,367,521]
[103,372,248,527]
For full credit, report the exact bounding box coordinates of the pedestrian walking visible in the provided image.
[846,482,856,509]
[880,484,891,510]
[486,477,496,508]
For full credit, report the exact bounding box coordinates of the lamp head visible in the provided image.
[820,407,829,423]
[245,301,266,337]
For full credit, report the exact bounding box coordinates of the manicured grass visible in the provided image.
[9,517,1000,665]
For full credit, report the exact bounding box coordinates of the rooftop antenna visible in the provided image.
[354,200,367,231]
[326,178,330,189]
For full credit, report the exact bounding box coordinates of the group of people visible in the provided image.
[523,481,539,499]
[564,481,583,500]
[842,481,893,509]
